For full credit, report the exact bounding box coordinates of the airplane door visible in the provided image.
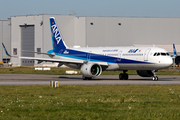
[87,51,91,61]
[117,51,122,61]
[144,49,151,61]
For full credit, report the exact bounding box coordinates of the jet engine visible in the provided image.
[136,70,154,77]
[80,63,102,78]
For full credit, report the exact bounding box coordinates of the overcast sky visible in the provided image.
[0,0,180,19]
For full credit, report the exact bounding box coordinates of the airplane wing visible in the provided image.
[22,50,55,57]
[2,43,108,66]
[20,56,108,65]
[19,56,84,64]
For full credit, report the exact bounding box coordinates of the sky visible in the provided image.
[0,0,180,20]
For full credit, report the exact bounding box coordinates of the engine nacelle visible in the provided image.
[136,70,154,77]
[80,63,102,77]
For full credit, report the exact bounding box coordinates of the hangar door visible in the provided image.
[20,25,34,66]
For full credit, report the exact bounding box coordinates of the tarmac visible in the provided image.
[0,74,180,85]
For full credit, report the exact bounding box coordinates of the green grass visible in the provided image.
[1,66,180,75]
[0,85,180,119]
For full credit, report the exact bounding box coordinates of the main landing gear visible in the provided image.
[119,70,129,80]
[152,70,158,81]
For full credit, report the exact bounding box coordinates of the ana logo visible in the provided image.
[128,49,139,53]
[51,24,62,44]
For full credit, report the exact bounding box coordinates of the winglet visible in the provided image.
[173,44,177,58]
[2,43,11,57]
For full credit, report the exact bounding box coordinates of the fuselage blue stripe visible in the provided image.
[53,48,154,64]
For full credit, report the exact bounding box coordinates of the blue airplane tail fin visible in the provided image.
[49,17,67,50]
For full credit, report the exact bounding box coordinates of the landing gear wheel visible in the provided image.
[119,71,129,80]
[152,70,158,81]
[152,76,158,81]
[124,73,129,80]
[119,73,124,80]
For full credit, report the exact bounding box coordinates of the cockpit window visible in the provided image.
[161,53,166,56]
[153,52,170,56]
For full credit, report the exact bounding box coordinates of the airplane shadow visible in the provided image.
[56,76,177,81]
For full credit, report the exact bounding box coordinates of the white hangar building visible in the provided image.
[1,14,180,66]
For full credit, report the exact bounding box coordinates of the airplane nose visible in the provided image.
[159,57,173,69]
[166,57,173,67]
[157,57,173,69]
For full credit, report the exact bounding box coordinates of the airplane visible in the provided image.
[2,17,175,81]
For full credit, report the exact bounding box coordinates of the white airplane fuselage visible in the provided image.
[53,46,173,71]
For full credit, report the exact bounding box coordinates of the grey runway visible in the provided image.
[0,74,180,85]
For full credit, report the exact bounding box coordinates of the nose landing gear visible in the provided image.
[152,70,158,81]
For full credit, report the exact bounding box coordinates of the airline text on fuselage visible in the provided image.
[102,49,118,52]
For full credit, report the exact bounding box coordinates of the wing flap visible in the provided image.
[19,56,84,64]
[22,50,55,57]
